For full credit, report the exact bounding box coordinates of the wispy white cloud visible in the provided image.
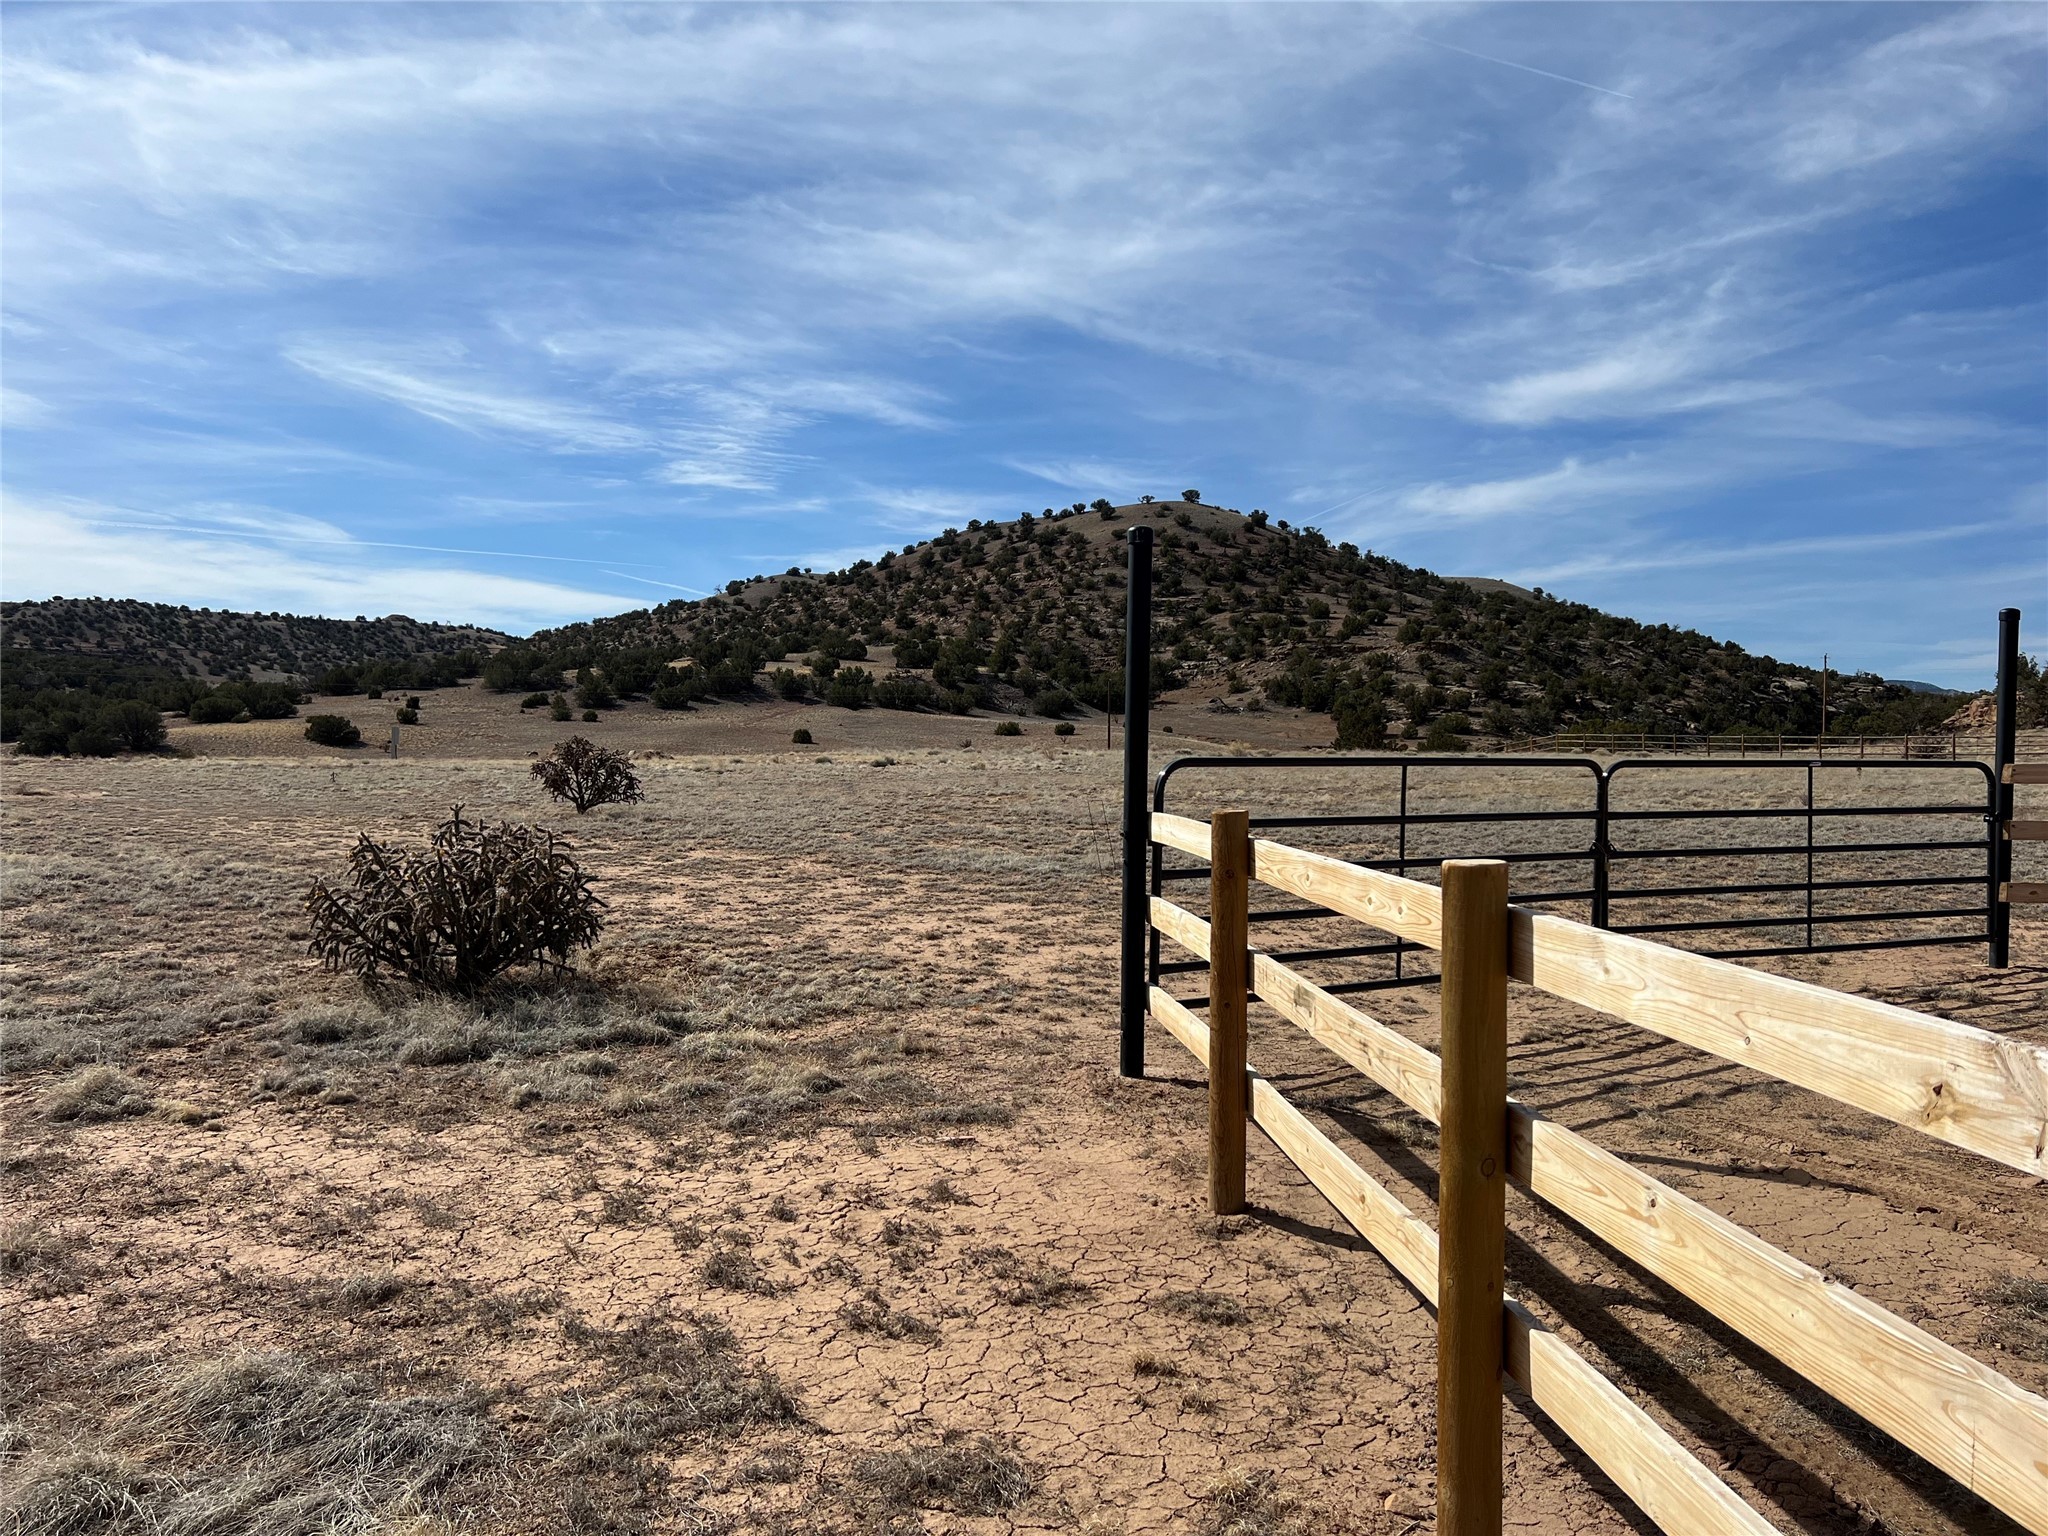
[1002,458,1164,496]
[1770,8,2046,184]
[1397,458,1614,521]
[286,343,653,454]
[1,387,55,428]
[0,2,2037,674]
[860,486,1019,533]
[1,496,641,630]
[1507,518,2013,587]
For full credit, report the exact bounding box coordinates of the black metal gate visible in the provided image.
[1142,753,1996,1007]
[1601,758,1997,961]
[1111,524,2022,1078]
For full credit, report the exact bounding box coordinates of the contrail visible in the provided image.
[603,570,712,596]
[75,515,667,574]
[1414,34,1636,101]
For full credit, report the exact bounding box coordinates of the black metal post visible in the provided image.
[1119,525,1155,1076]
[1592,770,1611,929]
[1990,607,2020,968]
[1805,761,1816,951]
[1395,763,1409,979]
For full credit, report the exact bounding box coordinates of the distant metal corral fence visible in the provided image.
[1510,730,1968,759]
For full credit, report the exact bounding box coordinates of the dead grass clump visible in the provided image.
[4,1451,167,1535]
[1155,1289,1249,1326]
[909,1100,1014,1128]
[1980,1275,2048,1360]
[1197,1466,1313,1536]
[396,1026,499,1066]
[0,1350,501,1536]
[721,1062,844,1131]
[280,1004,376,1045]
[555,1311,802,1443]
[700,1242,779,1295]
[851,1430,1038,1516]
[738,1446,803,1484]
[0,1221,65,1275]
[836,1288,939,1342]
[332,1271,408,1311]
[39,1066,152,1123]
[879,1216,938,1271]
[666,954,924,1034]
[306,808,603,990]
[968,1245,1093,1307]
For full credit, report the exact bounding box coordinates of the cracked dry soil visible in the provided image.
[1,750,2043,1535]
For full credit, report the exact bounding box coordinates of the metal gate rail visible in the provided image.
[1146,753,1996,1006]
[1602,757,1996,961]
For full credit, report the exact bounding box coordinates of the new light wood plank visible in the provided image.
[1250,1074,1442,1300]
[1510,1106,2048,1531]
[1156,990,1782,1536]
[1251,1075,1777,1536]
[1250,946,2048,1526]
[2004,821,2048,841]
[2006,763,2048,785]
[1250,838,1445,949]
[1149,987,1213,1066]
[1505,1301,1782,1536]
[1150,811,1212,860]
[2004,882,2048,906]
[1251,952,1444,1123]
[1509,906,2048,1176]
[1150,896,1212,960]
[1154,905,1445,1120]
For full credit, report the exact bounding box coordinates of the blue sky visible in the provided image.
[2,3,2042,684]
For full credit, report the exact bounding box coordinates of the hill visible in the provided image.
[518,499,1954,745]
[0,598,511,756]
[0,597,511,682]
[1,503,1966,752]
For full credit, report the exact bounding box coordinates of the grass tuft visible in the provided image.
[836,1288,938,1342]
[852,1430,1037,1515]
[40,1066,152,1124]
[1155,1289,1249,1326]
[0,1350,501,1536]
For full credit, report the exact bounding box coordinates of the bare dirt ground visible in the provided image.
[158,675,1354,762]
[2,731,2043,1535]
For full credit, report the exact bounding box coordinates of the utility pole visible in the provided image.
[1820,654,1828,743]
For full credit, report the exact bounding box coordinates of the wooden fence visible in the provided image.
[2008,762,2048,908]
[1147,807,2048,1536]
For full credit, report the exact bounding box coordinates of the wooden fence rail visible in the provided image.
[2009,764,2048,907]
[1148,808,2048,1536]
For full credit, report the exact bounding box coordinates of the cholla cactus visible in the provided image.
[530,735,645,813]
[306,807,604,990]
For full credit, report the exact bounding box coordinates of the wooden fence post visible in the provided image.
[1208,809,1250,1215]
[1437,858,1509,1536]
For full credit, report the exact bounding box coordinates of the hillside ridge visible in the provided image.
[3,502,1967,747]
[0,596,511,682]
[517,499,1948,743]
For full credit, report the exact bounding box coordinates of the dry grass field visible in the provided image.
[3,703,2043,1535]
